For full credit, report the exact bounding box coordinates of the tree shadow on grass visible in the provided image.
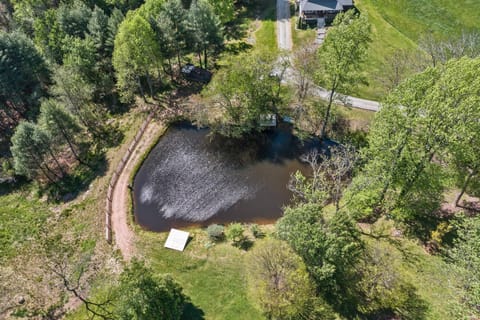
[182,301,205,320]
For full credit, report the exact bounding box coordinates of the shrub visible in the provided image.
[206,224,224,242]
[250,223,263,238]
[226,223,246,247]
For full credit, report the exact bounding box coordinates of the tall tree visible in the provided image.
[156,0,188,70]
[38,99,87,166]
[11,122,61,183]
[115,259,186,320]
[247,239,328,320]
[449,215,480,317]
[56,2,92,38]
[113,12,162,101]
[188,0,223,68]
[206,53,282,137]
[0,31,49,131]
[207,0,234,24]
[87,5,109,57]
[315,10,371,139]
[33,8,66,63]
[346,58,480,232]
[277,202,363,309]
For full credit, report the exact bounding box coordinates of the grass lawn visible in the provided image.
[253,0,278,57]
[137,229,266,320]
[364,235,464,319]
[348,0,480,100]
[0,192,50,264]
[291,16,316,50]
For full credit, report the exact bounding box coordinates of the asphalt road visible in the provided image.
[276,0,292,50]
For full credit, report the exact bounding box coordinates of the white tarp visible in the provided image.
[164,228,190,251]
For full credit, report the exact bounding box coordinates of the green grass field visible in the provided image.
[345,0,480,100]
[0,192,49,264]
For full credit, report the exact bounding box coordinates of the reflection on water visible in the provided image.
[133,123,328,232]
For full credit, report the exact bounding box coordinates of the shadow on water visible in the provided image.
[133,122,332,232]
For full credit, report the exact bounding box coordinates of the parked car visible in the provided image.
[181,64,212,83]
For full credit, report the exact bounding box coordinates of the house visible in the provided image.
[297,0,354,27]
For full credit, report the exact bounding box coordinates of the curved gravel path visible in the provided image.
[111,120,164,261]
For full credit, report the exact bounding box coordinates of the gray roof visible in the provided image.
[300,0,353,12]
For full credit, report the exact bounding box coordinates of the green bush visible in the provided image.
[226,223,246,247]
[250,224,263,238]
[206,224,224,242]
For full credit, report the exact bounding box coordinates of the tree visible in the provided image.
[115,259,186,320]
[292,44,317,102]
[276,202,363,306]
[420,31,480,67]
[155,0,189,70]
[113,12,162,101]
[87,5,109,57]
[246,239,327,320]
[11,122,62,183]
[207,0,234,24]
[0,31,48,128]
[206,53,282,137]
[105,8,124,55]
[188,0,223,69]
[449,215,480,317]
[56,2,92,38]
[38,99,87,166]
[346,58,480,236]
[289,146,357,212]
[356,243,428,319]
[315,10,371,139]
[33,8,66,63]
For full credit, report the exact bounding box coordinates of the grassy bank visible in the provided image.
[341,0,480,100]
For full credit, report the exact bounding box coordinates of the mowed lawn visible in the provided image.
[350,0,480,100]
[138,229,265,320]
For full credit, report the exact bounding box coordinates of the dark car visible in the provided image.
[181,64,212,83]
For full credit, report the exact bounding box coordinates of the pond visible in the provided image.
[133,122,329,232]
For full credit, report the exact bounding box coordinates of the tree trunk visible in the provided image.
[320,88,335,140]
[455,169,477,207]
[197,52,203,68]
[137,76,146,102]
[204,47,208,69]
[146,71,154,98]
[48,148,66,177]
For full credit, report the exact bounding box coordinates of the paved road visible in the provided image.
[276,0,292,50]
[275,0,380,111]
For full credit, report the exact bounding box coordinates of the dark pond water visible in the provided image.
[133,123,330,232]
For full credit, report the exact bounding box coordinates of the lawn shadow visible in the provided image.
[182,301,205,320]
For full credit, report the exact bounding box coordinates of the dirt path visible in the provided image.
[111,119,164,261]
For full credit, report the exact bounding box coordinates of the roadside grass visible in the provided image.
[291,16,316,50]
[136,228,267,319]
[253,0,278,57]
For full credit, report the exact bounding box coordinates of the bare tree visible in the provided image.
[38,232,115,320]
[288,145,357,211]
[379,48,427,91]
[292,44,317,102]
[420,31,480,67]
